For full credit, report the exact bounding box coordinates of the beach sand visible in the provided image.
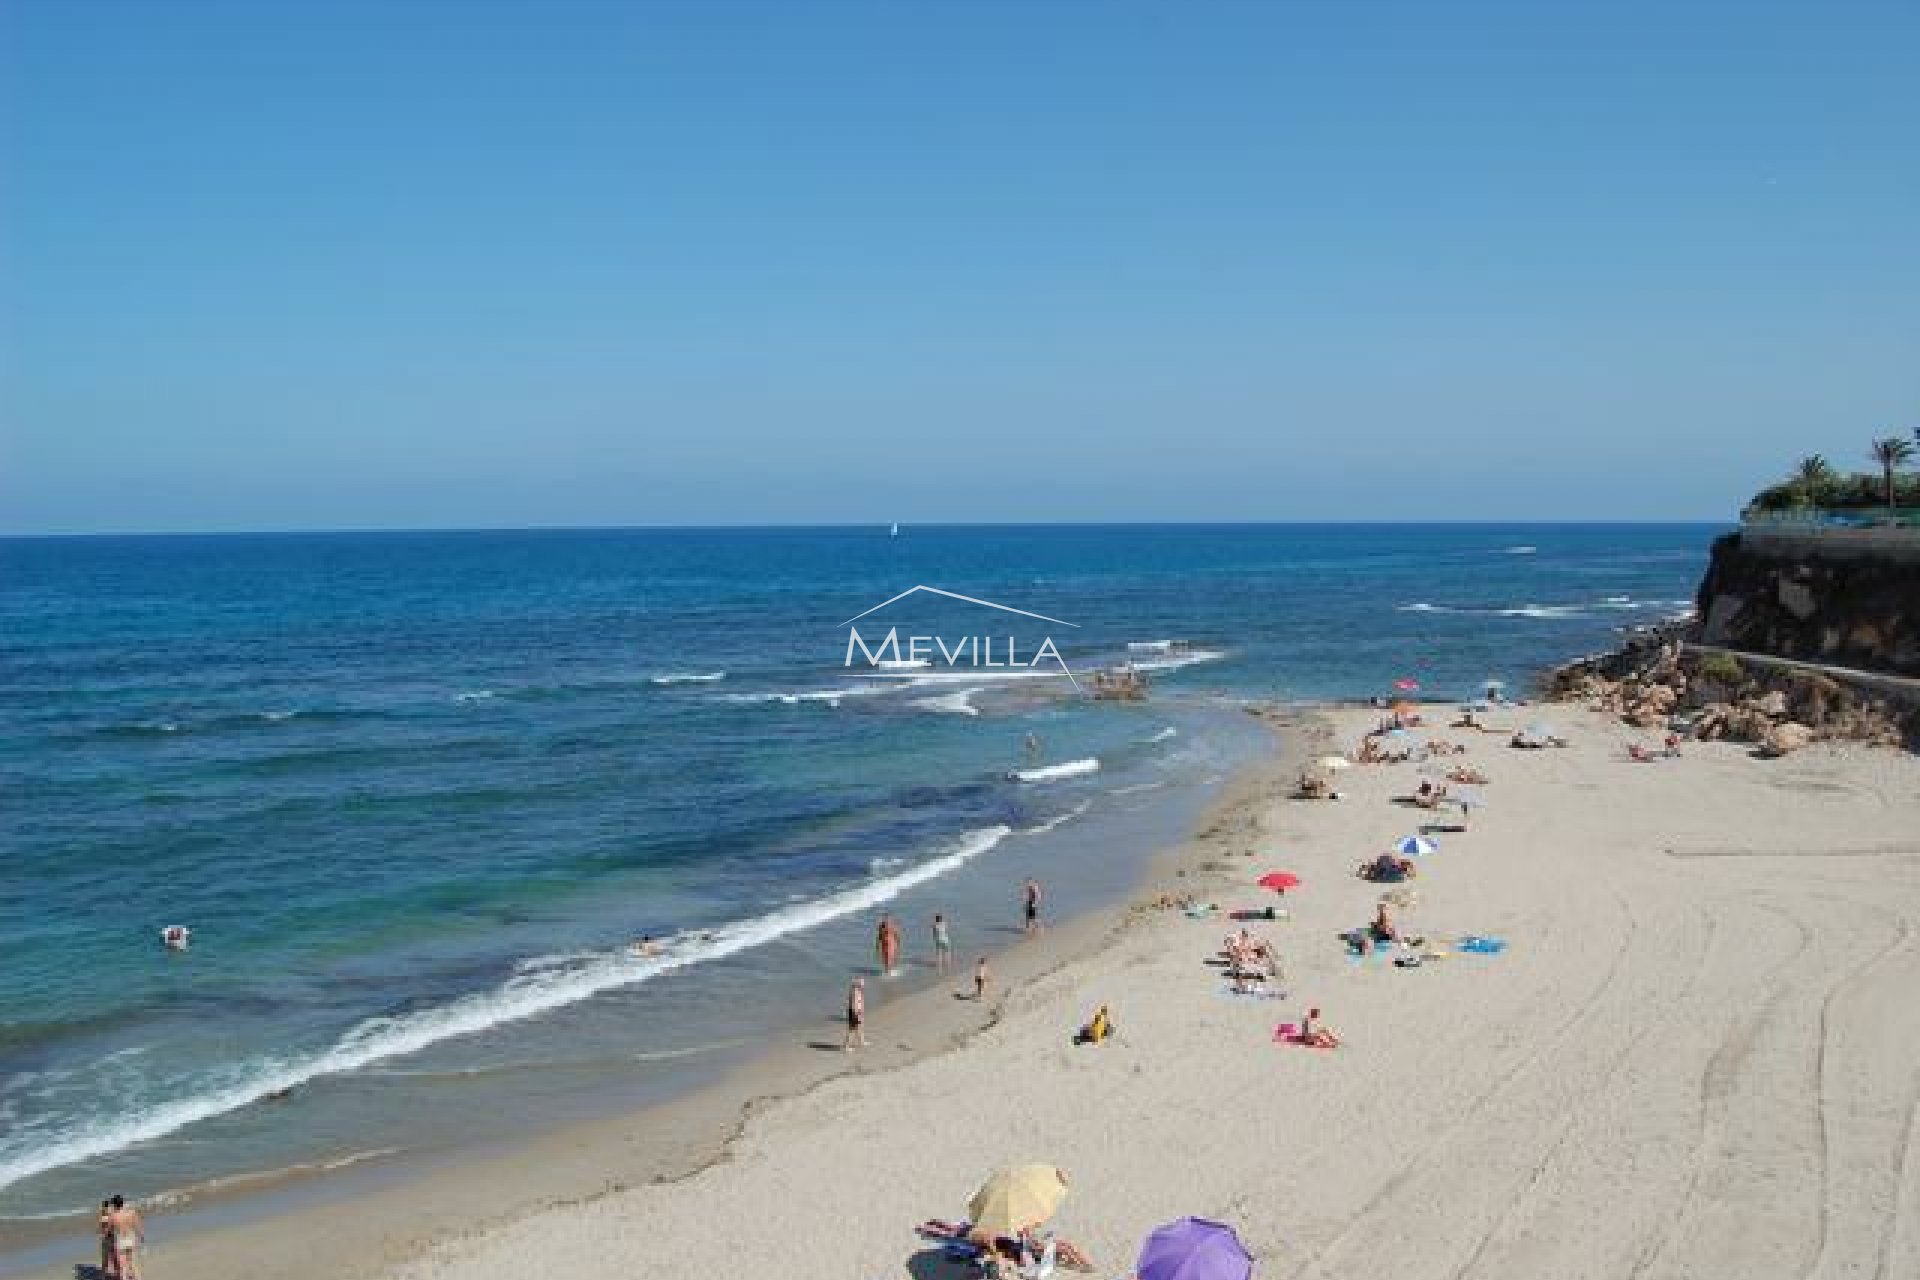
[20,705,1920,1279]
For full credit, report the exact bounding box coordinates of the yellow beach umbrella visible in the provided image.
[969,1163,1070,1236]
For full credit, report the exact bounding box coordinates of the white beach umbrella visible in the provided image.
[1313,755,1353,771]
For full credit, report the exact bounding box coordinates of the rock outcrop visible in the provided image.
[1544,528,1920,751]
[1546,637,1915,750]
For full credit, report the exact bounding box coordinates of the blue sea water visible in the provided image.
[0,524,1715,1225]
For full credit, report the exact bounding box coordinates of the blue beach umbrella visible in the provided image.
[1395,835,1438,857]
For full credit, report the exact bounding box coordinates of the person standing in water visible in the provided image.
[931,912,953,972]
[1023,731,1043,762]
[876,914,902,975]
[843,977,867,1050]
[1023,877,1043,936]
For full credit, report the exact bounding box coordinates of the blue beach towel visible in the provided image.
[1458,935,1507,954]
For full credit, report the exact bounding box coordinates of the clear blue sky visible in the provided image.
[2,0,1914,532]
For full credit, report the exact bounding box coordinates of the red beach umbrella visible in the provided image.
[1257,872,1301,893]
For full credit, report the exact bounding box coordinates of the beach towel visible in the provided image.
[1273,1023,1335,1049]
[1458,935,1507,954]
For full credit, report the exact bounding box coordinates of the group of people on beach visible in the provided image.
[96,1195,143,1279]
[844,878,1043,1051]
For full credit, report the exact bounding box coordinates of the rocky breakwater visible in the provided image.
[1546,629,1916,754]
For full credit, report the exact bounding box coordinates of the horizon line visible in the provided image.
[0,517,1736,540]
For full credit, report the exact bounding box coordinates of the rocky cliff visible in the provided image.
[1544,530,1920,751]
[1693,531,1920,677]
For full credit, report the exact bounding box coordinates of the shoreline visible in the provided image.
[383,701,1920,1280]
[0,705,1322,1280]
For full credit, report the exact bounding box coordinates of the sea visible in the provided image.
[0,523,1716,1236]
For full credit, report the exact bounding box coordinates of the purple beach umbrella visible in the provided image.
[1137,1217,1254,1280]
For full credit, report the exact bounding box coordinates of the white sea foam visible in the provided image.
[1147,726,1179,743]
[1108,780,1170,797]
[1397,601,1588,620]
[0,825,1012,1195]
[1129,648,1225,672]
[911,688,982,716]
[1007,757,1100,783]
[718,685,889,708]
[1503,545,1539,554]
[453,690,495,703]
[649,672,726,685]
[1496,605,1587,619]
[1022,800,1093,834]
[894,669,1057,685]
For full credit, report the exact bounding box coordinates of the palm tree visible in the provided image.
[1792,455,1834,501]
[1869,436,1914,510]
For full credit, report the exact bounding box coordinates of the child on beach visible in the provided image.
[973,956,989,1001]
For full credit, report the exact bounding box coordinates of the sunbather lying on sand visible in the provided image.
[1018,1230,1094,1273]
[1293,773,1342,800]
[1446,766,1488,784]
[1357,853,1415,883]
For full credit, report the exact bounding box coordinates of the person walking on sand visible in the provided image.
[1023,877,1043,936]
[931,913,953,972]
[843,977,868,1050]
[106,1195,143,1280]
[876,914,901,975]
[973,956,989,1001]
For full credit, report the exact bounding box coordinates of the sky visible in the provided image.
[1,0,1915,533]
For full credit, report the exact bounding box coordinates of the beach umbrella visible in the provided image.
[969,1164,1069,1237]
[1312,755,1352,771]
[1137,1217,1254,1280]
[1395,835,1439,857]
[1257,872,1301,893]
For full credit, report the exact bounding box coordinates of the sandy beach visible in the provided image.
[27,701,1920,1280]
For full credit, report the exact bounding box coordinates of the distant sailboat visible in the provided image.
[890,522,900,539]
